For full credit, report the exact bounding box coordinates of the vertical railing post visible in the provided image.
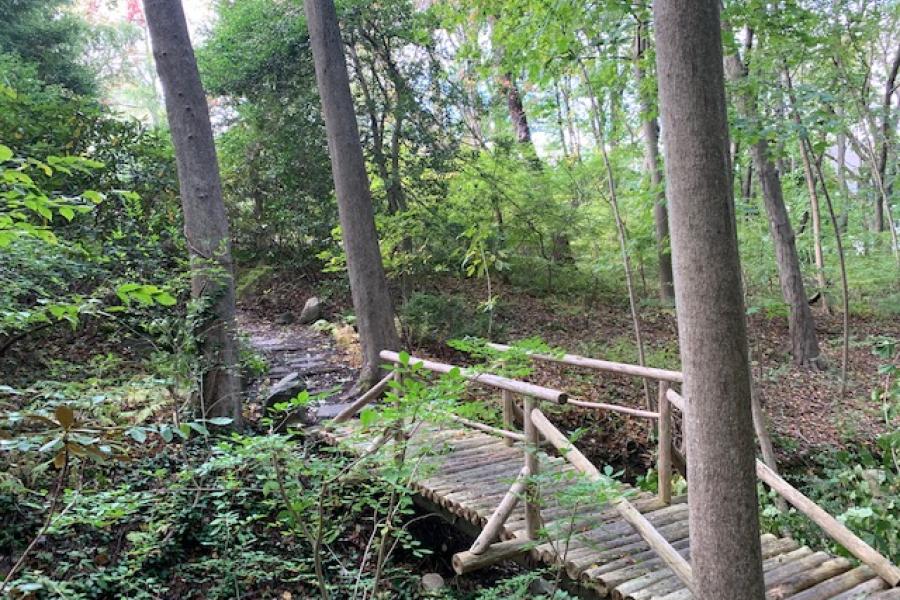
[394,370,406,466]
[502,389,515,447]
[523,396,540,539]
[657,381,672,505]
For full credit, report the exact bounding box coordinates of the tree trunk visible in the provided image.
[723,48,825,370]
[499,72,533,146]
[304,0,399,389]
[144,0,242,426]
[580,59,652,410]
[654,2,765,598]
[783,68,829,314]
[876,43,900,234]
[634,22,675,303]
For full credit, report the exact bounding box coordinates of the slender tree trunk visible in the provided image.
[144,0,242,426]
[876,44,900,232]
[836,130,850,232]
[554,80,570,158]
[304,0,399,389]
[724,48,825,370]
[783,68,829,313]
[654,2,765,598]
[809,144,852,398]
[561,76,581,161]
[579,59,652,410]
[634,22,675,303]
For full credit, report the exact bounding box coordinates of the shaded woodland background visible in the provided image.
[1,0,898,597]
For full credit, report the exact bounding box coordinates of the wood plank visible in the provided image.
[784,566,875,600]
[827,577,888,599]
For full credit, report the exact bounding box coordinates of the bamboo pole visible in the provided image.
[502,389,515,447]
[665,388,685,412]
[567,398,660,419]
[331,371,395,423]
[487,343,683,383]
[528,407,693,591]
[755,461,900,586]
[469,467,529,555]
[658,382,672,505]
[452,537,532,575]
[379,350,568,404]
[447,414,525,442]
[523,396,540,540]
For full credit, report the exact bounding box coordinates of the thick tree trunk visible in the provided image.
[723,51,825,370]
[144,0,242,426]
[654,2,765,598]
[634,23,675,303]
[304,0,399,388]
[499,72,533,146]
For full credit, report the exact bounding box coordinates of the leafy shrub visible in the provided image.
[399,292,497,348]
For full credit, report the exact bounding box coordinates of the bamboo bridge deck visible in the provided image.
[317,347,900,599]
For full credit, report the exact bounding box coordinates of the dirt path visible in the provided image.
[238,311,359,423]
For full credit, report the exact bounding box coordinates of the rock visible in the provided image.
[420,573,445,594]
[264,372,306,407]
[275,311,295,325]
[299,297,321,324]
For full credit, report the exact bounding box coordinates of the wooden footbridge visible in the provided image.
[320,345,900,599]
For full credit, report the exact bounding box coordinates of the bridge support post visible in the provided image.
[658,381,672,505]
[502,390,515,447]
[523,397,540,540]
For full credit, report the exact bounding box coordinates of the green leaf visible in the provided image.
[0,145,12,162]
[359,407,378,427]
[58,205,75,221]
[206,417,233,426]
[154,292,177,306]
[82,190,104,204]
[127,427,148,443]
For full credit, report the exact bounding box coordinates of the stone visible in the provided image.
[275,311,294,325]
[298,296,321,324]
[264,372,305,407]
[420,573,444,594]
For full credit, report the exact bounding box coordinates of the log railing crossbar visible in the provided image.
[328,347,900,592]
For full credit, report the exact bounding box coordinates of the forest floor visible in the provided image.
[239,274,899,478]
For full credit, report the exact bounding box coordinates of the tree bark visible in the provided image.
[654,2,765,598]
[144,0,242,426]
[723,47,825,370]
[304,0,399,388]
[875,44,900,232]
[634,21,675,303]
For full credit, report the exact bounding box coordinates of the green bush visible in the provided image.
[399,293,496,348]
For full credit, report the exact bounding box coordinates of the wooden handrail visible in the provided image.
[448,414,525,442]
[665,387,686,412]
[567,398,660,419]
[331,371,396,423]
[488,342,684,383]
[756,461,900,586]
[379,350,568,404]
[529,407,694,590]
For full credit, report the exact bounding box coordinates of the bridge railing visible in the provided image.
[330,345,899,589]
[370,349,693,588]
[486,342,682,506]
